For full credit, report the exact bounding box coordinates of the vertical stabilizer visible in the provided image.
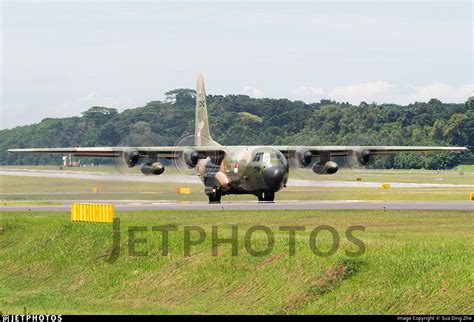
[195,73,219,146]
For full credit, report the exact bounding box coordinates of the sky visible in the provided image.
[1,1,472,129]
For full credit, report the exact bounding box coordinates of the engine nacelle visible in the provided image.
[123,150,140,168]
[312,161,339,175]
[184,149,199,168]
[141,162,165,176]
[357,150,371,165]
[296,149,313,167]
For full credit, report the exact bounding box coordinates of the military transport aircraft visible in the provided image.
[9,74,468,203]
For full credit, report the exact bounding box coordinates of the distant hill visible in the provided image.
[1,91,472,169]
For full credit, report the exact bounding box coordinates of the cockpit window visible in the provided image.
[253,151,287,166]
[262,153,271,166]
[276,152,287,165]
[253,152,263,162]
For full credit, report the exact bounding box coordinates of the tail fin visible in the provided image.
[195,73,219,146]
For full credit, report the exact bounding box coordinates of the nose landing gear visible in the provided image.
[257,191,275,202]
[207,186,222,204]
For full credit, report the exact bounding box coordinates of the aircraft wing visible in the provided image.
[277,146,468,157]
[8,146,226,160]
[8,145,468,164]
[276,145,468,166]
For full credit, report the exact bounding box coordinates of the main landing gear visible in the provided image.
[207,189,275,204]
[257,191,275,202]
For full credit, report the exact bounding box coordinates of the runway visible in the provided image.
[2,169,474,188]
[2,168,473,211]
[1,200,472,212]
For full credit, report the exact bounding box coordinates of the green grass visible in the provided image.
[290,168,474,185]
[0,210,473,314]
[280,186,473,201]
[0,201,62,206]
[0,165,183,175]
[455,164,474,172]
[1,165,116,172]
[0,175,206,201]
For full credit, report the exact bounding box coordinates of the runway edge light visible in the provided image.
[470,192,474,201]
[71,203,114,223]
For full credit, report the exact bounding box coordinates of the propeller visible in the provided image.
[171,133,199,177]
[342,134,391,170]
[170,133,220,178]
[112,130,161,176]
[284,132,325,180]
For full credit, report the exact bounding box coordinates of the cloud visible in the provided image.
[327,81,395,103]
[290,81,394,103]
[291,82,473,104]
[291,86,324,98]
[406,83,474,103]
[60,91,135,112]
[85,92,98,101]
[242,86,264,98]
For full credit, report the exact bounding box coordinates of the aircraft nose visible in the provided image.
[263,166,285,191]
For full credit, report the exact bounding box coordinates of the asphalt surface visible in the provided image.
[1,200,473,212]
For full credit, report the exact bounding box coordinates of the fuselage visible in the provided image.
[196,146,289,195]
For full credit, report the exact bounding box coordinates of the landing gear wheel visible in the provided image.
[208,189,222,204]
[257,191,275,202]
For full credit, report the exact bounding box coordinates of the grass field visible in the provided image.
[0,209,472,314]
[455,164,474,172]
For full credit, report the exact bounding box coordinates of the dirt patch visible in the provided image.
[254,253,287,271]
[280,258,365,313]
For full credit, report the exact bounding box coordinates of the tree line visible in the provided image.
[1,89,472,169]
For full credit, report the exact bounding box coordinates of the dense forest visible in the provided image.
[1,89,473,169]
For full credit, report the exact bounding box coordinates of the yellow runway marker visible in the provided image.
[177,187,191,194]
[71,203,114,223]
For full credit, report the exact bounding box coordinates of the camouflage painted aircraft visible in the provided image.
[9,74,468,203]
